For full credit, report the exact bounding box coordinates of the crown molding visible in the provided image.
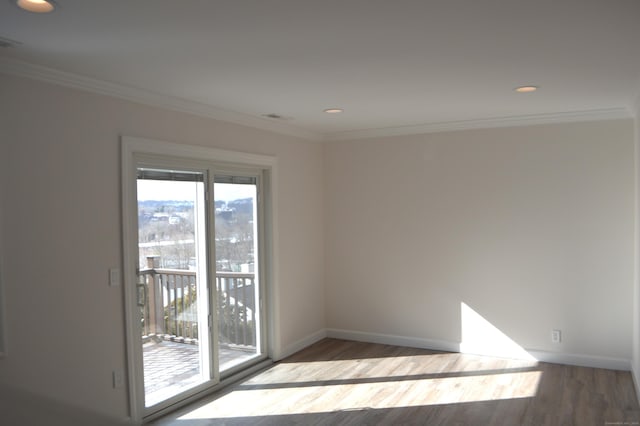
[0,56,323,142]
[324,108,632,142]
[1,56,634,143]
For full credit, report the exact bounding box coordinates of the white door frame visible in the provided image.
[121,136,279,423]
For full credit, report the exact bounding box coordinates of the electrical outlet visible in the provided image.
[112,370,124,389]
[551,329,561,343]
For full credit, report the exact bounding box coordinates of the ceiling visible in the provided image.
[1,0,639,141]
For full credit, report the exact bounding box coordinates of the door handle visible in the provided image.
[136,283,147,307]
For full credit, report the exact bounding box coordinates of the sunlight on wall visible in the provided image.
[178,370,541,419]
[460,302,536,361]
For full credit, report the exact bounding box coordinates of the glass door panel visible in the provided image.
[214,176,262,373]
[136,169,211,408]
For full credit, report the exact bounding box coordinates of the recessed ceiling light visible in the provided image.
[514,86,539,93]
[323,108,344,114]
[13,0,56,13]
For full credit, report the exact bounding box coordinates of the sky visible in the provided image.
[137,181,255,202]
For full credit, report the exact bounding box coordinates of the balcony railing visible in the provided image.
[139,257,256,349]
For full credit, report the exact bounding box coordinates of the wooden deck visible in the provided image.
[152,338,640,425]
[144,340,256,406]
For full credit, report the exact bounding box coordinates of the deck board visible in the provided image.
[144,340,256,406]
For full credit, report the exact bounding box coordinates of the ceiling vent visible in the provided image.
[0,36,22,48]
[261,113,293,120]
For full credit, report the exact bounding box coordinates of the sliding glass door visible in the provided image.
[123,147,270,421]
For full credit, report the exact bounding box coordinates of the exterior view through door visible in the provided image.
[134,166,265,414]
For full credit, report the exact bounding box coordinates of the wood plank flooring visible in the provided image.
[151,338,640,425]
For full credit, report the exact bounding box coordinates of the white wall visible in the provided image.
[0,95,7,358]
[633,96,640,396]
[325,120,635,363]
[1,69,636,419]
[0,75,325,421]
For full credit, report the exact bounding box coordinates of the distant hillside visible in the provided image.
[228,198,253,215]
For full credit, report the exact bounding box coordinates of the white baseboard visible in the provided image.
[276,329,327,361]
[527,349,631,371]
[325,328,632,371]
[632,365,640,404]
[326,328,461,354]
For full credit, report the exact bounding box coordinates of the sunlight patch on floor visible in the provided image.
[249,354,538,386]
[178,370,542,419]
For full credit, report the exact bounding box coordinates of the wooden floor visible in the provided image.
[152,338,640,425]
